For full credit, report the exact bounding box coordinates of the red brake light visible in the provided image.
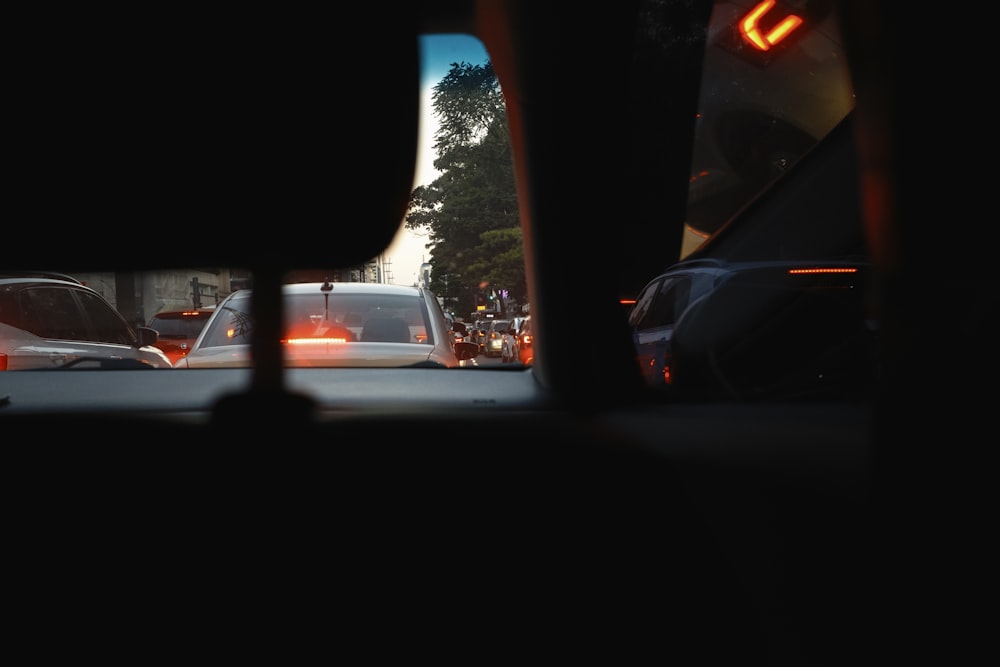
[787,267,858,275]
[285,336,350,345]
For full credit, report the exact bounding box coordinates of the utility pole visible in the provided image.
[115,272,141,326]
[190,276,202,308]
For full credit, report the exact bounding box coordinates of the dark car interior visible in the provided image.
[5,1,984,663]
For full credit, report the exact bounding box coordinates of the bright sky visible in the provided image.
[382,34,489,286]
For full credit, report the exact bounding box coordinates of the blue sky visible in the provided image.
[420,33,488,83]
[415,33,489,186]
[384,34,490,286]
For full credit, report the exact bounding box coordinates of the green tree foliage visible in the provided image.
[404,61,523,317]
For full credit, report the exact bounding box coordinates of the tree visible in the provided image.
[404,61,523,317]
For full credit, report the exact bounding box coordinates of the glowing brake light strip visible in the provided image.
[285,336,350,345]
[740,0,803,51]
[787,267,859,275]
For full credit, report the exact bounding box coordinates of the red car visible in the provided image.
[147,308,215,365]
[516,317,532,365]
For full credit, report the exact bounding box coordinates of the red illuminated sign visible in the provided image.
[739,0,803,51]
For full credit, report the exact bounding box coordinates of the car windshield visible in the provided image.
[148,315,210,338]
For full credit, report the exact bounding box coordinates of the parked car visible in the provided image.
[628,258,877,398]
[147,307,215,365]
[1,273,171,370]
[173,281,477,369]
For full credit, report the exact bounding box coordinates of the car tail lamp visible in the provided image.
[785,266,863,289]
[285,336,351,345]
[645,354,672,386]
[787,267,858,275]
[1,353,7,371]
[649,355,671,384]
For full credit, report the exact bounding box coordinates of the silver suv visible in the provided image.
[1,273,172,370]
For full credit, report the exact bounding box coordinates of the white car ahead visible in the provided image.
[174,281,478,369]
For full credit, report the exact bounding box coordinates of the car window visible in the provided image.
[629,277,693,331]
[18,286,134,345]
[148,315,211,338]
[80,290,139,344]
[18,287,86,340]
[12,33,519,372]
[683,1,855,256]
[197,294,254,348]
[5,5,863,392]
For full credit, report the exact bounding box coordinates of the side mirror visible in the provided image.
[136,326,159,347]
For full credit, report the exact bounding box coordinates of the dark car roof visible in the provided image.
[0,271,83,284]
